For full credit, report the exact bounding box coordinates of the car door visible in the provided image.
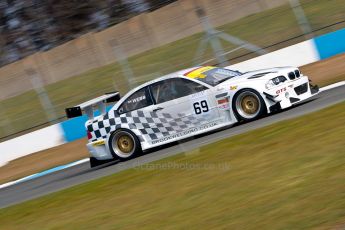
[116,86,159,140]
[117,86,153,116]
[148,78,221,140]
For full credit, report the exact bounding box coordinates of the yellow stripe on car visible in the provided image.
[92,140,105,146]
[185,66,215,79]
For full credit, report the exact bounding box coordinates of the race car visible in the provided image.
[65,66,319,167]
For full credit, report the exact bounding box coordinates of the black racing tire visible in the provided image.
[232,89,266,122]
[108,129,142,160]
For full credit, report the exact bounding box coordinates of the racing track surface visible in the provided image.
[0,85,345,209]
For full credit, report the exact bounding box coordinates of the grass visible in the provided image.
[1,101,345,229]
[1,0,345,138]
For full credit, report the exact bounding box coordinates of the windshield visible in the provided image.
[185,67,242,86]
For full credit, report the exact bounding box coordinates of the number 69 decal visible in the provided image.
[193,100,209,114]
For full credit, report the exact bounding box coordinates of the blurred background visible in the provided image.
[0,0,344,140]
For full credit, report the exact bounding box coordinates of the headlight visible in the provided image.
[265,76,287,89]
[265,79,276,89]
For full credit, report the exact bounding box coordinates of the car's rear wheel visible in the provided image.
[109,129,141,160]
[233,89,266,121]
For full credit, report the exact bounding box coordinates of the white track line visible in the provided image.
[319,81,345,92]
[0,158,89,189]
[1,81,345,190]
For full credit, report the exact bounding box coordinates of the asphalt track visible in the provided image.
[1,85,345,209]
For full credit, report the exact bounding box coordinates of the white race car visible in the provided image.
[65,66,318,167]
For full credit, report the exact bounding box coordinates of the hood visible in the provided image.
[224,66,298,82]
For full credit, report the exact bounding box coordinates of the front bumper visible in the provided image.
[86,139,113,160]
[264,76,319,112]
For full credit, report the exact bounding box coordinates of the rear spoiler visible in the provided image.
[65,92,120,119]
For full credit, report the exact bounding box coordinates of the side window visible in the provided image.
[151,78,208,104]
[118,87,152,114]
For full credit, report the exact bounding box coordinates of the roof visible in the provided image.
[182,66,216,79]
[121,66,217,100]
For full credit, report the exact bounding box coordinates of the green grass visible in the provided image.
[1,0,345,138]
[1,102,345,229]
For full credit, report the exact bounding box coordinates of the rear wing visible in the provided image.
[65,92,120,120]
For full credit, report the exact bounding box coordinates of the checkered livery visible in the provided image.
[87,110,210,143]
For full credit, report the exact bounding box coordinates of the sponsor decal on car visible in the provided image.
[215,92,228,98]
[184,66,215,79]
[151,121,219,144]
[127,95,146,104]
[217,97,229,110]
[230,85,237,90]
[276,87,287,94]
[92,140,105,146]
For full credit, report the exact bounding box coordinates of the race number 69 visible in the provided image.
[193,100,209,114]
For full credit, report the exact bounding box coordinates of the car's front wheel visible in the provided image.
[109,129,141,160]
[233,89,266,121]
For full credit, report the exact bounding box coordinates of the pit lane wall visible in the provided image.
[0,124,65,167]
[230,28,345,72]
[0,28,344,166]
